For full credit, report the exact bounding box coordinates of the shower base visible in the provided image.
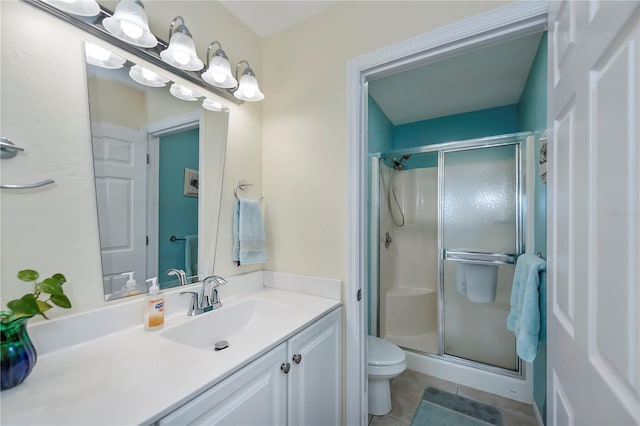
[385,332,439,355]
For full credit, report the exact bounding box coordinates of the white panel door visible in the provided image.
[548,1,639,425]
[92,122,147,295]
[288,308,341,426]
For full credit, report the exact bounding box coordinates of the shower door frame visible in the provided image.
[372,131,530,379]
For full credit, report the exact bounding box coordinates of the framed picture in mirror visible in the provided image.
[184,168,199,197]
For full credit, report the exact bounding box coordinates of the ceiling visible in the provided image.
[219,1,337,38]
[368,32,544,126]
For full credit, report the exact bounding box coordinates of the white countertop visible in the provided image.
[0,286,341,425]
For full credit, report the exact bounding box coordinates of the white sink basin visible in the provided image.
[161,298,295,350]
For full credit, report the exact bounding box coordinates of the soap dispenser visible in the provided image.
[144,277,165,331]
[121,271,142,297]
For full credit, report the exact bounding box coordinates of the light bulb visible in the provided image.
[86,43,111,61]
[179,86,192,97]
[141,68,158,81]
[120,20,144,39]
[211,70,226,83]
[172,51,191,65]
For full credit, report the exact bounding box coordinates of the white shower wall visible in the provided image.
[379,165,439,353]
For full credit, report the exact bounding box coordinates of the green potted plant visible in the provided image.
[1,270,72,390]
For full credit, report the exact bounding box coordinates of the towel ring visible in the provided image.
[234,182,253,200]
[234,182,263,201]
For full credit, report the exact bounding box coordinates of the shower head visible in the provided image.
[390,154,412,170]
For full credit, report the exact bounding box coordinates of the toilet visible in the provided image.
[367,335,407,415]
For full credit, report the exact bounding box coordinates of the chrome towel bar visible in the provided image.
[1,179,55,190]
[443,249,517,265]
[1,136,56,190]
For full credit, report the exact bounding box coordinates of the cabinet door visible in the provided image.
[287,308,342,426]
[159,343,287,426]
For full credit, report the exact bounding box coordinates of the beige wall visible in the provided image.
[0,0,262,318]
[261,1,509,293]
[88,76,148,128]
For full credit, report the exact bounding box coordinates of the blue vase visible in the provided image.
[1,312,37,390]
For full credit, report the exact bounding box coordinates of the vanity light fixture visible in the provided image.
[85,42,126,69]
[160,17,204,71]
[234,60,264,102]
[169,83,202,101]
[201,41,237,89]
[129,65,170,87]
[43,0,100,17]
[102,0,157,48]
[202,98,229,112]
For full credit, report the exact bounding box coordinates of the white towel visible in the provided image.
[456,262,498,303]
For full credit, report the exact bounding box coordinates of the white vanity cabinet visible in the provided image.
[158,307,341,426]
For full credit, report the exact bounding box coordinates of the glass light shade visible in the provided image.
[43,0,100,17]
[129,65,170,87]
[202,55,237,89]
[160,32,204,71]
[85,42,126,69]
[102,0,158,48]
[234,73,264,101]
[169,83,201,101]
[202,98,229,112]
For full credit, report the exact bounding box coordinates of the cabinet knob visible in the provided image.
[292,354,302,364]
[281,363,291,374]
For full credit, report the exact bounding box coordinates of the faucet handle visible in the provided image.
[180,291,199,316]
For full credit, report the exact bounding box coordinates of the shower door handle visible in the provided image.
[443,249,517,265]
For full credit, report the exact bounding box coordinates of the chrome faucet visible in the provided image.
[202,275,227,309]
[167,268,187,286]
[180,275,227,316]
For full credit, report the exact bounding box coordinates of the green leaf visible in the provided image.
[40,278,64,296]
[7,294,40,317]
[17,269,39,282]
[50,294,71,309]
[51,273,67,285]
[36,300,53,314]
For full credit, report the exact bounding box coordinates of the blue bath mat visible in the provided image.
[410,387,503,426]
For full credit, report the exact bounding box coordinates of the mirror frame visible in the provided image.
[23,0,243,105]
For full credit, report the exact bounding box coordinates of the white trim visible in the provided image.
[145,110,202,137]
[146,134,160,280]
[346,2,548,424]
[533,396,545,426]
[144,109,205,281]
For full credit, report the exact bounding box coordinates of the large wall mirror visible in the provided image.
[1,1,237,316]
[84,42,229,301]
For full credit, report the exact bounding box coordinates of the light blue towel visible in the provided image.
[507,253,546,362]
[184,235,198,278]
[232,198,266,265]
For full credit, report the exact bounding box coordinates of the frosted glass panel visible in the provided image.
[442,260,517,370]
[443,145,517,253]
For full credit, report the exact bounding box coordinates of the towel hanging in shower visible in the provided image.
[456,262,498,303]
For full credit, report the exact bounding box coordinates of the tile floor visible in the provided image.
[368,369,540,426]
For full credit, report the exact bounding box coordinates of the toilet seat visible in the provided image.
[367,336,406,376]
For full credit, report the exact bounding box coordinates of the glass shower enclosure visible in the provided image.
[371,132,528,375]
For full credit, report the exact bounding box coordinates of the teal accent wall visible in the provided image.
[158,128,199,287]
[518,32,548,423]
[369,96,394,154]
[394,104,519,150]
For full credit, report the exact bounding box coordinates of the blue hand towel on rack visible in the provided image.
[184,235,198,278]
[232,198,266,265]
[507,253,546,362]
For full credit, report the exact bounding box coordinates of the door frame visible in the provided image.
[345,2,548,424]
[145,110,203,282]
